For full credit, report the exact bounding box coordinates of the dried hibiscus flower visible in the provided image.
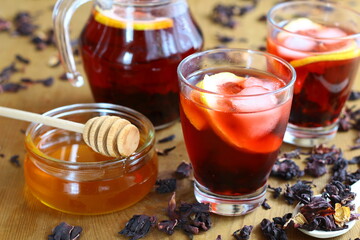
[261,199,271,210]
[271,159,304,180]
[157,193,211,238]
[284,181,314,205]
[175,161,192,179]
[157,134,175,143]
[48,222,82,240]
[268,185,282,199]
[260,218,287,240]
[305,155,327,177]
[155,178,176,193]
[233,225,253,240]
[119,215,157,240]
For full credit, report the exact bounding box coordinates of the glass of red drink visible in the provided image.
[53,0,203,129]
[267,1,360,147]
[178,49,296,216]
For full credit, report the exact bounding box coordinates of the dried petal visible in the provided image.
[157,134,175,143]
[9,155,20,167]
[261,199,271,210]
[155,178,176,193]
[260,219,287,240]
[48,222,82,240]
[284,181,314,205]
[271,159,304,180]
[268,185,282,199]
[175,161,192,179]
[334,203,350,227]
[157,219,178,235]
[119,215,156,240]
[156,146,176,156]
[233,225,253,240]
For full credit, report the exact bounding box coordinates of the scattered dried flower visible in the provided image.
[14,12,37,36]
[155,178,176,193]
[0,18,11,31]
[158,193,211,238]
[281,148,301,159]
[15,54,30,64]
[48,222,82,240]
[157,134,175,143]
[284,181,314,205]
[175,161,192,179]
[271,159,304,180]
[156,146,176,156]
[119,215,157,240]
[349,90,360,101]
[260,218,287,240]
[261,199,271,210]
[305,156,327,177]
[232,225,253,240]
[268,185,282,199]
[9,155,20,167]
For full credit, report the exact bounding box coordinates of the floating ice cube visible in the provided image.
[283,36,317,52]
[315,27,347,39]
[232,86,277,112]
[241,77,281,91]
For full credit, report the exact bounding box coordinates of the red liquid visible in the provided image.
[267,24,360,128]
[79,8,203,127]
[180,69,292,195]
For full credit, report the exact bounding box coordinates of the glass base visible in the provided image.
[283,122,338,148]
[194,181,266,216]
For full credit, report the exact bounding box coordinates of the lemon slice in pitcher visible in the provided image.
[94,6,174,30]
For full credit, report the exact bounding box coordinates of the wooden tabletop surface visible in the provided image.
[0,0,359,239]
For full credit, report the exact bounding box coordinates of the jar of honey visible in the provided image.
[24,103,157,215]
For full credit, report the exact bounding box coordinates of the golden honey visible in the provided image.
[24,103,158,215]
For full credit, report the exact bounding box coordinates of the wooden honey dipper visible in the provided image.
[0,106,140,157]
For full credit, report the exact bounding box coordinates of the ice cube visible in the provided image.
[315,27,347,39]
[283,36,317,52]
[232,86,277,112]
[241,77,282,91]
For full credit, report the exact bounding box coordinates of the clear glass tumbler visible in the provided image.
[267,1,360,147]
[178,48,295,216]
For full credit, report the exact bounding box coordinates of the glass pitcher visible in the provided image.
[53,0,203,129]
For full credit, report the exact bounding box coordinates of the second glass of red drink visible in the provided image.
[267,1,360,147]
[178,49,296,216]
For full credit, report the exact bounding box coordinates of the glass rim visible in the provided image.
[25,103,155,166]
[177,48,296,98]
[267,0,360,41]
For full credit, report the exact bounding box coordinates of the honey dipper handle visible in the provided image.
[0,106,84,133]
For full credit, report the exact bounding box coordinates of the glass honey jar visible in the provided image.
[24,103,158,215]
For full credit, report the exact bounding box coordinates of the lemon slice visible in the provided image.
[284,17,322,32]
[94,7,173,30]
[196,72,245,108]
[290,42,360,68]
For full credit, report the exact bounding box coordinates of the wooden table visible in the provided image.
[0,0,359,239]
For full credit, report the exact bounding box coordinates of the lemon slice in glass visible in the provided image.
[290,42,360,68]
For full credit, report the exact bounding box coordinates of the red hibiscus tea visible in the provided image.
[79,2,203,129]
[267,1,360,146]
[178,49,295,216]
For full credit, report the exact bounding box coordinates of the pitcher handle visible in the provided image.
[53,0,91,87]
